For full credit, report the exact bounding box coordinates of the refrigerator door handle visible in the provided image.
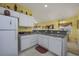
[10,20,12,25]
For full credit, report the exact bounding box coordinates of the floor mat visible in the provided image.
[35,45,48,54]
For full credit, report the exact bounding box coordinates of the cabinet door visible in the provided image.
[20,35,37,51]
[0,15,18,29]
[21,38,31,51]
[41,35,49,49]
[29,35,37,46]
[10,10,20,18]
[38,35,49,49]
[19,14,28,26]
[27,16,34,26]
[31,35,37,43]
[49,37,53,52]
[49,37,62,56]
[38,35,43,46]
[19,13,33,27]
[27,16,37,26]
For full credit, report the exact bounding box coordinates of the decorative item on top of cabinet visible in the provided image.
[26,11,28,15]
[46,25,54,29]
[29,13,32,16]
[50,25,54,29]
[14,4,17,11]
[6,6,10,9]
[59,22,72,27]
[4,10,10,16]
[21,10,23,13]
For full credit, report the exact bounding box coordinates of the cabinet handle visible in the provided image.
[10,20,12,24]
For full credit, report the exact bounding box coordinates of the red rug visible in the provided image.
[35,45,48,54]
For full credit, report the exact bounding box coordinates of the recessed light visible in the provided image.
[44,5,48,7]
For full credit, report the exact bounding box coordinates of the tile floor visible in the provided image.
[19,46,77,56]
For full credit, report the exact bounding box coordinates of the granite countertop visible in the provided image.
[19,30,67,38]
[33,30,67,38]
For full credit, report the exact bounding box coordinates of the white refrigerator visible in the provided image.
[0,15,18,56]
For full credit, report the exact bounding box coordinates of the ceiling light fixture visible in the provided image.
[44,5,48,7]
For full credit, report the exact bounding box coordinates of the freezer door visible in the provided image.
[0,31,18,56]
[0,15,18,30]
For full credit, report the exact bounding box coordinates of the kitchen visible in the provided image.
[0,3,79,56]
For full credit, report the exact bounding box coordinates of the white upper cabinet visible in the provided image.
[19,13,37,27]
[10,10,20,18]
[19,13,29,27]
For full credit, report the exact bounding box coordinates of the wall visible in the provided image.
[18,27,32,32]
[76,16,79,43]
[59,16,77,42]
[35,19,60,30]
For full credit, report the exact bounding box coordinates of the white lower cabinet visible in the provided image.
[38,35,44,47]
[49,37,63,56]
[21,38,31,51]
[38,35,49,49]
[20,35,37,51]
[30,35,38,46]
[20,34,66,56]
[19,13,36,27]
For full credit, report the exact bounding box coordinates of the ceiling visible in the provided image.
[20,3,79,22]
